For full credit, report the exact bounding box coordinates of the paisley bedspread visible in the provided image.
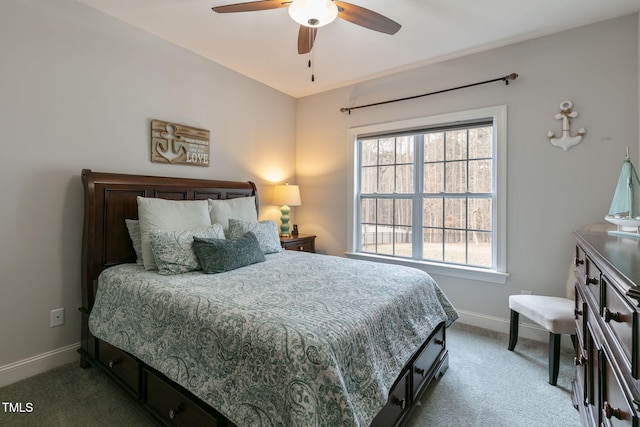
[89,251,458,427]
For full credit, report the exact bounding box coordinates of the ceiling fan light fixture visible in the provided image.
[288,0,338,28]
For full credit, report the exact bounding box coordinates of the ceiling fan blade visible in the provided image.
[334,1,401,35]
[298,25,317,54]
[212,0,289,14]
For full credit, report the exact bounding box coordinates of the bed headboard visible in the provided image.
[80,169,258,314]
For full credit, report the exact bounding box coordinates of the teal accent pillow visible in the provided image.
[193,232,265,274]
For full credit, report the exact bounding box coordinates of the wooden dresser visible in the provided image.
[573,230,640,427]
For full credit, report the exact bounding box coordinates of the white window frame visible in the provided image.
[346,105,508,284]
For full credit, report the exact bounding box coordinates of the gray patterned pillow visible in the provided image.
[228,219,283,254]
[193,232,265,274]
[149,224,225,275]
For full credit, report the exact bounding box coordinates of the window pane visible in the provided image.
[469,126,492,159]
[396,165,414,193]
[445,161,467,193]
[468,231,492,267]
[395,199,412,226]
[376,226,394,255]
[424,163,443,193]
[377,199,393,225]
[361,198,376,223]
[444,229,466,263]
[361,166,377,193]
[394,226,412,257]
[423,229,443,261]
[446,130,467,160]
[468,198,492,231]
[396,136,414,164]
[378,166,394,193]
[468,159,492,193]
[361,139,378,166]
[378,138,395,165]
[424,132,444,162]
[423,198,443,228]
[445,198,466,228]
[361,224,376,252]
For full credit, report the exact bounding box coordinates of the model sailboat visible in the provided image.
[605,147,640,237]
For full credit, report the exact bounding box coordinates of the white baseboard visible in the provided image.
[0,342,80,388]
[455,309,575,349]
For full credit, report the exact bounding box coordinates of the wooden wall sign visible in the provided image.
[151,119,210,167]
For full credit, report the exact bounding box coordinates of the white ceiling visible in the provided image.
[76,0,640,98]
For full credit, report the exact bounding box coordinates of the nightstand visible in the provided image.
[280,234,316,253]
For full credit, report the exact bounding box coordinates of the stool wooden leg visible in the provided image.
[549,332,561,385]
[508,310,519,351]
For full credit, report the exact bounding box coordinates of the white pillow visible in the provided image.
[228,219,283,254]
[137,197,211,270]
[208,196,258,233]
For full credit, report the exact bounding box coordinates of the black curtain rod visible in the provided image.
[340,72,519,114]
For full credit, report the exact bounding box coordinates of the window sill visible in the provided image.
[344,252,509,285]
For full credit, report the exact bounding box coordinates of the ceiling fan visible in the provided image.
[212,0,401,55]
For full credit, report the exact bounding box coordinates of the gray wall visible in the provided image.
[0,0,295,382]
[295,14,639,336]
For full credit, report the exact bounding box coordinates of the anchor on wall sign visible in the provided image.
[547,100,586,151]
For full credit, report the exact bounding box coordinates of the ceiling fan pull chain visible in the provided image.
[308,27,315,82]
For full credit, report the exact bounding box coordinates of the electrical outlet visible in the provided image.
[520,290,532,295]
[50,308,65,327]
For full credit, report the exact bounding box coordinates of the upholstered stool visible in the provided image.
[508,295,575,385]
[508,253,581,386]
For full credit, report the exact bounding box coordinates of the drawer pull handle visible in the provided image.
[575,258,585,266]
[108,358,121,368]
[585,276,598,285]
[168,404,184,420]
[604,401,622,420]
[392,397,406,410]
[574,308,582,317]
[435,339,444,346]
[574,354,587,366]
[298,246,304,251]
[415,367,426,377]
[604,308,623,323]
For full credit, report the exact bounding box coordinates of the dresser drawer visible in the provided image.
[576,285,587,343]
[585,255,602,307]
[98,340,140,396]
[412,326,445,395]
[370,370,409,427]
[143,370,219,427]
[602,352,637,427]
[283,240,315,252]
[576,245,587,279]
[603,277,636,376]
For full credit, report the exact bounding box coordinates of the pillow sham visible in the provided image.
[124,219,144,265]
[228,218,283,254]
[193,232,265,274]
[137,197,211,270]
[149,224,225,275]
[208,196,257,234]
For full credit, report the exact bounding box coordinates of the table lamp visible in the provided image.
[273,184,301,237]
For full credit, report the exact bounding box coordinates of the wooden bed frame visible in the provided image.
[79,168,449,427]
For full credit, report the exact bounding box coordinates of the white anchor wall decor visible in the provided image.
[547,100,586,151]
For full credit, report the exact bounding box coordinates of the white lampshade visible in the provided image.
[273,184,301,206]
[288,0,339,28]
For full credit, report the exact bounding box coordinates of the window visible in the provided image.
[349,106,507,283]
